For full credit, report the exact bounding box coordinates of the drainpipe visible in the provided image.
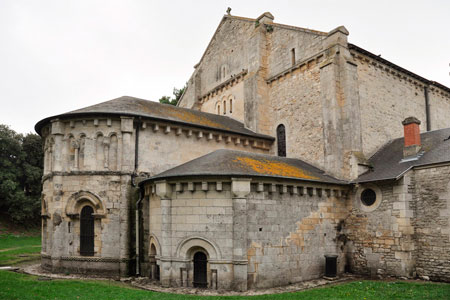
[132,119,142,275]
[131,119,141,187]
[135,188,143,275]
[424,86,431,131]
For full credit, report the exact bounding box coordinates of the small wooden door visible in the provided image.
[193,252,207,288]
[80,206,94,256]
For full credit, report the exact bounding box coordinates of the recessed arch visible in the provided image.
[65,191,105,217]
[175,236,221,260]
[149,234,161,257]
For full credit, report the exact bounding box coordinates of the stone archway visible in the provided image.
[175,236,221,288]
[65,191,105,218]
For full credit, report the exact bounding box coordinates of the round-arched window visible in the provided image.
[361,188,376,206]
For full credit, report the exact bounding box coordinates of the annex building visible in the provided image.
[35,12,450,290]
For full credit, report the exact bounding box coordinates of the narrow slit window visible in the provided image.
[223,101,226,115]
[291,48,296,66]
[217,104,220,115]
[229,99,233,113]
[277,124,286,157]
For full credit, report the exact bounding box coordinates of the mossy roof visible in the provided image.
[144,149,346,184]
[35,96,274,140]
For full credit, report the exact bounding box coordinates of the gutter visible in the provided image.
[135,188,144,275]
[133,119,142,275]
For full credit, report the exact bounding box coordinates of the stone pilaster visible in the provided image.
[120,117,134,172]
[156,180,172,287]
[50,119,64,172]
[231,178,251,291]
[320,27,363,180]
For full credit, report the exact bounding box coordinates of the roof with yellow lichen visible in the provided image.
[35,96,273,140]
[145,149,346,184]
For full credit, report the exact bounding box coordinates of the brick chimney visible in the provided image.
[402,117,422,157]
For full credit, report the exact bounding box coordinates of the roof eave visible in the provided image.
[35,111,275,141]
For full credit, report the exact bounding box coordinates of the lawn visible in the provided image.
[0,235,41,266]
[0,234,448,299]
[0,271,449,300]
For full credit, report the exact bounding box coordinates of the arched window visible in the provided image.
[229,99,233,114]
[277,124,286,157]
[223,101,226,115]
[217,104,221,115]
[80,206,94,256]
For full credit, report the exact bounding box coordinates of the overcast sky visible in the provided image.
[1,0,449,134]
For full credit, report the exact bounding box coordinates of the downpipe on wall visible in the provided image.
[131,119,142,275]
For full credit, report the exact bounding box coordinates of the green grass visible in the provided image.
[0,235,41,266]
[0,271,449,300]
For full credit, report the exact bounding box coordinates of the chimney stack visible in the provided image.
[402,117,422,157]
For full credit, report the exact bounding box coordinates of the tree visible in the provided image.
[0,125,43,225]
[159,84,186,106]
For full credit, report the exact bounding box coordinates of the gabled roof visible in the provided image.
[194,14,327,70]
[356,127,450,183]
[144,149,346,184]
[34,96,274,140]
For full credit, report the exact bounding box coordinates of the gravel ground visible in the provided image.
[21,264,356,296]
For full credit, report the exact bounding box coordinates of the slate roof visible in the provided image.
[35,96,274,140]
[144,149,346,185]
[348,44,450,94]
[356,127,450,183]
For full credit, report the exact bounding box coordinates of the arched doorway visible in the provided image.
[193,251,207,288]
[80,206,94,256]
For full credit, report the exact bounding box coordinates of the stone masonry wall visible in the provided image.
[355,55,427,157]
[146,181,235,290]
[267,26,325,78]
[198,17,257,96]
[246,182,348,288]
[428,89,450,131]
[414,165,450,282]
[345,175,416,278]
[268,63,325,168]
[137,121,270,176]
[199,80,245,123]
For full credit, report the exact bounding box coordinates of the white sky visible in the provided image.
[1,0,449,134]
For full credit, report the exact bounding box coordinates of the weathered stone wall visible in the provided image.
[143,178,348,290]
[428,88,450,131]
[40,117,135,276]
[199,80,245,123]
[197,17,258,96]
[345,175,416,278]
[267,26,325,78]
[354,55,427,157]
[414,165,450,282]
[137,121,271,176]
[41,173,131,276]
[246,182,348,288]
[267,63,325,168]
[145,180,235,290]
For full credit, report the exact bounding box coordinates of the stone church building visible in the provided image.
[35,12,450,290]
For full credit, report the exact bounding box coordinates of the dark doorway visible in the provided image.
[80,205,94,256]
[277,124,286,157]
[193,251,207,288]
[150,244,159,280]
